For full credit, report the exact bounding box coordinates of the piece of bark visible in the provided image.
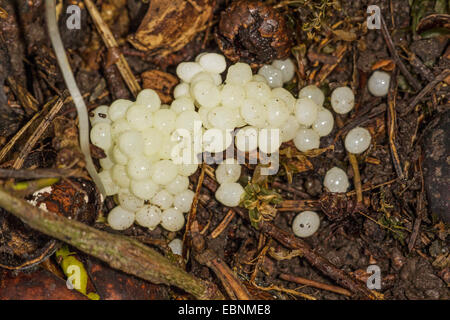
[141,70,179,104]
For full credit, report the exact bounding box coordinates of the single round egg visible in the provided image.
[118,191,145,212]
[294,98,319,126]
[151,160,178,185]
[266,98,289,128]
[142,128,164,156]
[215,182,245,207]
[257,65,283,88]
[173,189,195,213]
[226,63,253,85]
[235,126,259,152]
[108,99,133,121]
[173,82,191,99]
[344,127,372,154]
[108,206,135,230]
[153,109,176,134]
[161,207,185,232]
[166,175,189,195]
[175,110,202,133]
[112,164,131,188]
[135,205,161,230]
[368,71,390,97]
[293,128,320,152]
[191,80,221,108]
[271,87,296,114]
[136,89,161,112]
[324,167,349,193]
[272,58,296,83]
[118,130,143,157]
[240,99,267,128]
[292,211,320,238]
[152,189,174,209]
[202,128,233,153]
[126,104,153,131]
[130,178,159,200]
[245,81,272,103]
[312,108,334,137]
[198,53,226,74]
[171,97,195,114]
[258,128,282,154]
[110,118,131,140]
[299,85,325,107]
[215,160,241,184]
[208,107,237,130]
[176,62,204,83]
[221,83,246,108]
[168,238,183,255]
[280,115,300,142]
[90,122,112,151]
[331,86,355,114]
[178,163,198,176]
[127,156,152,180]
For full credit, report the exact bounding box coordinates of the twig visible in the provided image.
[408,153,425,252]
[0,187,224,300]
[348,153,363,204]
[210,209,235,239]
[277,199,321,212]
[3,177,60,197]
[84,0,141,97]
[0,168,77,179]
[251,283,316,300]
[314,44,348,85]
[280,273,352,297]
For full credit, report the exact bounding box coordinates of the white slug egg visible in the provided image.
[266,98,289,128]
[344,127,372,154]
[191,80,221,108]
[190,72,215,86]
[202,128,233,153]
[368,71,390,97]
[90,105,111,125]
[112,145,128,165]
[108,99,133,121]
[90,122,112,151]
[280,115,300,142]
[324,167,349,193]
[198,53,226,74]
[112,164,131,189]
[312,108,334,137]
[176,62,204,83]
[240,99,267,128]
[166,175,189,195]
[271,87,296,114]
[226,62,253,85]
[258,128,282,154]
[215,182,245,207]
[127,156,152,180]
[299,85,325,107]
[98,170,119,196]
[135,205,161,230]
[171,97,195,114]
[173,82,191,99]
[136,89,161,112]
[173,189,195,213]
[142,128,163,156]
[257,65,283,88]
[118,130,143,157]
[161,208,185,232]
[168,238,183,255]
[252,74,269,83]
[152,109,176,134]
[118,191,145,212]
[272,58,296,83]
[151,160,178,185]
[152,189,174,210]
[235,126,259,152]
[126,104,153,131]
[130,178,159,200]
[294,98,319,126]
[292,211,320,238]
[221,83,246,108]
[331,86,355,114]
[110,118,131,140]
[215,160,241,184]
[175,110,202,133]
[293,128,320,152]
[178,163,198,177]
[245,81,272,103]
[108,206,135,230]
[208,106,236,130]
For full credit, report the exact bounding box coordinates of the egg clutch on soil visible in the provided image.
[90,52,385,238]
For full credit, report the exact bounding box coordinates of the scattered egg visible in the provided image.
[368,71,390,97]
[215,182,245,207]
[215,160,242,184]
[331,86,354,114]
[324,167,349,193]
[168,238,183,255]
[292,211,320,238]
[344,127,372,154]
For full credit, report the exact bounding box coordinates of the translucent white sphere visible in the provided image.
[258,128,282,154]
[190,71,215,85]
[272,58,296,83]
[271,87,296,114]
[178,163,198,176]
[171,97,195,114]
[280,115,300,142]
[112,164,131,188]
[191,80,221,108]
[98,170,119,196]
[299,85,325,107]
[216,160,241,184]
[240,99,267,128]
[118,130,143,157]
[142,128,163,156]
[252,74,268,83]
[368,71,390,97]
[90,105,110,125]
[344,127,372,154]
[293,128,320,152]
[175,110,202,133]
[221,83,246,108]
[198,53,226,74]
[153,109,176,134]
[245,81,272,103]
[312,108,334,137]
[173,189,195,213]
[202,129,233,153]
[331,86,354,114]
[118,191,145,212]
[110,118,131,140]
[168,238,183,255]
[161,208,185,232]
[166,175,189,195]
[208,107,236,130]
[152,189,174,209]
[292,211,320,238]
[176,62,204,83]
[112,145,128,165]
[130,178,159,200]
[324,167,349,193]
[135,205,161,230]
[226,63,253,85]
[108,206,135,230]
[126,104,153,131]
[215,182,245,207]
[108,99,133,121]
[127,156,152,180]
[235,126,259,152]
[294,98,319,126]
[173,82,191,99]
[151,160,178,185]
[266,98,289,127]
[195,52,207,62]
[90,122,112,151]
[258,65,283,88]
[136,89,161,112]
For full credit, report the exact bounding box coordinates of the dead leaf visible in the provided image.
[332,29,357,41]
[141,70,179,104]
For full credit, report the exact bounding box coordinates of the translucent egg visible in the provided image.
[252,74,268,83]
[234,111,247,128]
[258,128,282,154]
[152,190,174,209]
[171,97,195,114]
[190,72,215,85]
[98,170,119,196]
[292,211,320,238]
[293,128,320,152]
[198,53,226,74]
[130,178,159,200]
[127,156,152,180]
[221,83,246,108]
[245,81,272,103]
[176,62,204,83]
[135,205,161,230]
[312,108,334,137]
[344,127,371,154]
[142,128,163,156]
[118,130,143,157]
[153,109,176,133]
[90,105,110,125]
[208,107,237,130]
[195,52,207,62]
[151,160,178,185]
[280,115,300,142]
[112,164,131,188]
[215,160,241,184]
[235,126,258,152]
[202,129,233,153]
[240,99,267,128]
[90,122,112,151]
[226,63,253,85]
[191,80,221,108]
[168,238,183,255]
[272,58,296,83]
[126,104,153,131]
[107,206,135,230]
[299,85,325,107]
[173,189,195,213]
[257,65,283,88]
[324,167,349,193]
[136,89,161,112]
[161,208,185,232]
[110,118,131,140]
[175,110,202,133]
[108,99,133,121]
[368,71,390,97]
[174,82,191,99]
[198,107,213,129]
[210,72,223,86]
[178,163,198,176]
[215,182,245,207]
[112,145,128,165]
[166,175,189,195]
[271,87,296,114]
[331,86,354,114]
[266,98,289,128]
[118,191,145,212]
[158,133,178,160]
[294,98,319,126]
